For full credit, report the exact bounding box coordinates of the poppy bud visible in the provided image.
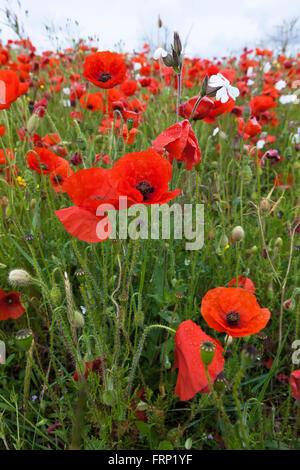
[158,16,163,28]
[50,285,62,304]
[242,165,252,184]
[102,388,116,406]
[74,310,85,328]
[26,113,39,134]
[30,198,37,209]
[261,198,269,211]
[134,310,144,327]
[274,237,283,249]
[8,269,32,287]
[5,204,12,218]
[15,329,33,352]
[248,245,258,254]
[126,117,135,132]
[200,341,216,367]
[231,226,245,242]
[219,233,229,248]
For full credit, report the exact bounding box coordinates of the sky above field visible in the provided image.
[1,0,300,57]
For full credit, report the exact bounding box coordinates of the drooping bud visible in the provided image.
[200,341,216,367]
[219,233,229,248]
[242,165,252,184]
[134,310,144,327]
[8,269,32,287]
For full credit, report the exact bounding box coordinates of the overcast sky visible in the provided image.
[1,0,300,57]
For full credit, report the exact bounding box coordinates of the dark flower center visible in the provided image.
[52,175,64,184]
[6,297,14,305]
[136,180,154,200]
[87,104,94,109]
[98,72,112,83]
[226,310,240,326]
[39,163,49,171]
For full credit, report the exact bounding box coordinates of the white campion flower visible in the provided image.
[279,94,297,104]
[263,62,271,73]
[274,80,286,91]
[292,127,300,144]
[153,47,168,60]
[256,139,266,150]
[208,73,240,103]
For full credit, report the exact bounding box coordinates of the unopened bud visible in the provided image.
[73,310,85,328]
[134,310,144,327]
[26,113,39,134]
[231,226,245,242]
[8,269,32,287]
[274,237,283,248]
[50,285,62,304]
[173,31,182,57]
[242,165,252,184]
[126,117,135,132]
[220,233,229,248]
[261,198,269,211]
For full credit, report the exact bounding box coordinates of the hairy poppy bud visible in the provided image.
[50,285,62,304]
[220,233,229,248]
[15,329,33,352]
[242,165,252,184]
[5,203,12,218]
[274,237,283,249]
[26,113,39,134]
[200,341,216,367]
[261,198,269,211]
[9,269,32,287]
[74,310,85,328]
[134,310,144,327]
[231,226,245,242]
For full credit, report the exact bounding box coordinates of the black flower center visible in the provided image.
[87,104,94,110]
[39,163,49,171]
[136,180,154,200]
[98,72,112,83]
[6,297,14,305]
[226,310,240,326]
[52,174,64,184]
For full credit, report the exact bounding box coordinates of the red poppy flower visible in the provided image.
[249,95,276,115]
[80,92,103,111]
[27,148,70,174]
[110,149,180,204]
[50,164,73,193]
[0,70,22,110]
[274,173,294,190]
[0,125,5,137]
[152,120,201,171]
[238,117,262,140]
[201,287,271,337]
[55,167,116,243]
[202,98,235,123]
[120,80,137,96]
[0,149,15,166]
[0,290,25,320]
[179,96,214,120]
[228,277,256,293]
[290,370,300,402]
[83,51,126,89]
[173,320,224,401]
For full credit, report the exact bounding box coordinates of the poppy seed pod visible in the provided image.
[8,269,32,287]
[200,341,216,367]
[231,226,245,242]
[15,329,33,351]
[261,198,269,211]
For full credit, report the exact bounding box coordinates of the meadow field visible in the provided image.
[0,24,299,451]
